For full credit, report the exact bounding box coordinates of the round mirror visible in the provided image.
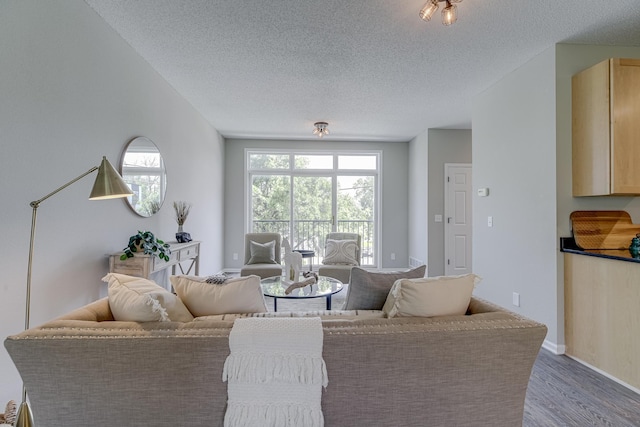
[120,136,167,217]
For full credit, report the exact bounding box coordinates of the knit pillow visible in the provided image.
[103,273,194,322]
[383,274,481,318]
[323,239,359,265]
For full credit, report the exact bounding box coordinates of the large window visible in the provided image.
[247,151,379,266]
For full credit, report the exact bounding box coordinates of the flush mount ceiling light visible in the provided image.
[419,0,462,26]
[313,122,329,138]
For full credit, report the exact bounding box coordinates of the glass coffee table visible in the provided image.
[261,275,343,312]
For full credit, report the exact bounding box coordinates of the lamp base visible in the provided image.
[15,401,34,427]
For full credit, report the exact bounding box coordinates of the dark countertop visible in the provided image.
[560,237,640,263]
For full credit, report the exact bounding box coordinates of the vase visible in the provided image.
[177,224,184,233]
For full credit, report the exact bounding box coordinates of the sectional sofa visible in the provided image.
[4,296,546,427]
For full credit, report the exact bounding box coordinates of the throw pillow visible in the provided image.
[170,274,268,316]
[323,239,359,266]
[343,265,427,310]
[248,240,277,264]
[383,274,482,318]
[103,273,194,322]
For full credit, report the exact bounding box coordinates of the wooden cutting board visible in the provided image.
[570,210,640,249]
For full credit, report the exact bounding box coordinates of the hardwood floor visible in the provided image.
[524,350,640,426]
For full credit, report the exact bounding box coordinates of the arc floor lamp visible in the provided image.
[15,156,132,427]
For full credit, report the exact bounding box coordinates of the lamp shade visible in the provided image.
[89,156,133,200]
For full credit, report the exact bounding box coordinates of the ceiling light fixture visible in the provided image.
[419,0,462,26]
[313,122,329,138]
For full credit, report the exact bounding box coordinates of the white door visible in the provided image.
[444,164,472,275]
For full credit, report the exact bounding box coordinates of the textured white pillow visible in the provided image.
[103,273,194,322]
[382,274,481,318]
[170,275,268,316]
[323,239,359,265]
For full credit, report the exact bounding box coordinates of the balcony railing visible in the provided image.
[253,220,374,266]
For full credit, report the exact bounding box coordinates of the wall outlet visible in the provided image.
[512,292,520,307]
[232,252,238,261]
[391,252,396,260]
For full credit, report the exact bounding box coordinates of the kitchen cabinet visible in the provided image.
[572,58,640,196]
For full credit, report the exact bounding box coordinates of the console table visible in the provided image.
[109,241,200,279]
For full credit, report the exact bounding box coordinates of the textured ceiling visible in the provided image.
[84,0,640,142]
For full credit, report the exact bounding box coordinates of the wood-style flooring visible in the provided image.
[524,350,640,426]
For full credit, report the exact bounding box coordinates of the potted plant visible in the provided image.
[120,230,171,261]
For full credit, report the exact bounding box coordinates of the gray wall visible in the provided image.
[472,43,640,352]
[0,0,225,405]
[427,129,472,276]
[224,139,410,270]
[408,129,472,276]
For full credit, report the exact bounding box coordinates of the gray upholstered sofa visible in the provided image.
[4,297,546,427]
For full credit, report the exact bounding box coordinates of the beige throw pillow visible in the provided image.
[382,274,481,318]
[323,239,359,265]
[103,273,194,322]
[170,275,268,316]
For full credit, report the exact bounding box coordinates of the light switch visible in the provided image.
[477,188,490,197]
[488,216,493,227]
[435,214,443,223]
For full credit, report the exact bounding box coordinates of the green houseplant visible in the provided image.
[120,230,171,261]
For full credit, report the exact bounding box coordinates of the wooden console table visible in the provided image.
[109,241,200,279]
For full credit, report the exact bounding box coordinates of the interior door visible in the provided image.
[444,164,472,275]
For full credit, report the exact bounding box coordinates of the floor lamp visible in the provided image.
[15,156,133,427]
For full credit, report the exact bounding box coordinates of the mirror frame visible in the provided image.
[120,136,167,217]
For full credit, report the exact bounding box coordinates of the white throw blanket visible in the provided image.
[223,317,328,427]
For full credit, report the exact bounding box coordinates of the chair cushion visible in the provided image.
[323,239,358,265]
[103,273,194,322]
[247,240,277,264]
[383,274,481,318]
[343,265,427,310]
[170,274,268,316]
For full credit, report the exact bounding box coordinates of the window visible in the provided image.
[247,150,379,266]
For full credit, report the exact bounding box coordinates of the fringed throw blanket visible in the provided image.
[223,317,328,427]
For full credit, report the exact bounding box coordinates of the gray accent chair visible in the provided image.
[240,233,283,279]
[318,232,361,284]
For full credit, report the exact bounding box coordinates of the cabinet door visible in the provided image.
[572,59,611,196]
[611,58,640,194]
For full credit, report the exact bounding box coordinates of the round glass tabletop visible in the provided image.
[261,275,343,299]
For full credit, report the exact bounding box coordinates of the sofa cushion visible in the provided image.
[247,240,277,264]
[170,274,268,316]
[103,273,194,322]
[383,274,481,318]
[343,265,427,310]
[323,239,359,266]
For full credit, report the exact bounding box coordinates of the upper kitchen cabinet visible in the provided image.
[572,58,640,196]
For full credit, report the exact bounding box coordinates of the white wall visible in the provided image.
[0,0,225,405]
[223,139,410,270]
[427,129,472,276]
[472,46,559,346]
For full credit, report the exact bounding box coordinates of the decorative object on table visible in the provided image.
[629,233,640,257]
[120,230,171,261]
[18,156,132,427]
[282,238,303,281]
[303,271,318,282]
[284,276,317,295]
[173,200,192,242]
[0,400,17,425]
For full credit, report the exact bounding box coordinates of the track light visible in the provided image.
[419,0,463,26]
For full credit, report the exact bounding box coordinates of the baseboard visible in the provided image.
[542,340,566,355]
[566,355,640,395]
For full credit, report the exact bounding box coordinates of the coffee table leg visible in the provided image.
[326,295,331,310]
[274,297,278,312]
